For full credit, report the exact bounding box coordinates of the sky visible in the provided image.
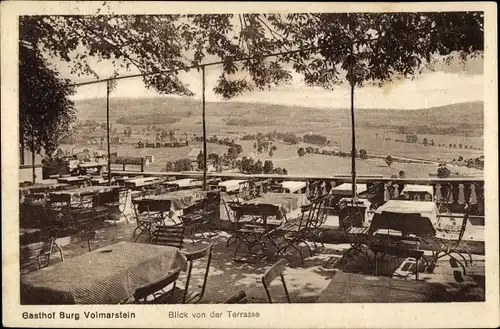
[54,49,484,110]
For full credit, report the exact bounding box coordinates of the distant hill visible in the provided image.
[357,101,483,127]
[74,97,483,135]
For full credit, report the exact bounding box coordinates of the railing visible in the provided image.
[108,170,485,216]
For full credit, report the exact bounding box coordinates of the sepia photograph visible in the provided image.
[2,1,498,328]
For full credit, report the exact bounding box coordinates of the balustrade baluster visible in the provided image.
[447,184,455,204]
[435,184,442,200]
[384,183,390,201]
[458,184,466,205]
[470,183,477,205]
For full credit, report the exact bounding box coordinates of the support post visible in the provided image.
[202,65,207,191]
[349,44,357,200]
[31,130,36,183]
[106,80,112,186]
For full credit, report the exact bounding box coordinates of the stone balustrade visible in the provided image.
[109,170,485,215]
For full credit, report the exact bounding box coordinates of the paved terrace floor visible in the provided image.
[35,214,485,303]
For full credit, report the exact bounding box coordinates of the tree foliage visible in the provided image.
[437,166,451,178]
[19,34,76,155]
[385,155,393,167]
[21,12,483,155]
[297,147,306,157]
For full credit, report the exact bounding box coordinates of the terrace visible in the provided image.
[19,171,485,304]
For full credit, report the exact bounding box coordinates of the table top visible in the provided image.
[21,242,187,304]
[401,184,434,194]
[375,200,438,221]
[243,193,308,218]
[316,271,449,303]
[57,176,90,183]
[19,183,70,198]
[219,179,248,192]
[281,181,307,193]
[125,177,163,187]
[79,162,105,168]
[50,185,113,197]
[145,189,207,211]
[331,183,368,195]
[165,178,196,187]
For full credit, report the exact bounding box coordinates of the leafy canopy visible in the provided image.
[20,12,483,154]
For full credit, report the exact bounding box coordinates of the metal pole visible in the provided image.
[106,80,111,186]
[31,127,36,183]
[350,44,357,200]
[201,66,207,190]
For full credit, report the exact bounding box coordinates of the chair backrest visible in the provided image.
[97,190,120,206]
[133,268,181,303]
[48,193,72,206]
[151,225,185,249]
[458,204,471,241]
[340,200,366,226]
[261,259,291,303]
[20,241,52,273]
[270,184,284,193]
[378,211,435,238]
[224,290,248,304]
[182,243,213,303]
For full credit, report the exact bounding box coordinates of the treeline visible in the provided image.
[297,146,369,159]
[397,124,482,136]
[226,118,273,126]
[116,115,180,125]
[241,130,300,144]
[238,156,287,175]
[302,134,327,145]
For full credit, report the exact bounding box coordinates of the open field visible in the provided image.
[70,97,484,174]
[61,138,483,178]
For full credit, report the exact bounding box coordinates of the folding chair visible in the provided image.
[133,268,181,304]
[261,259,291,303]
[304,194,330,252]
[169,244,213,304]
[433,204,473,274]
[224,290,248,304]
[46,193,73,232]
[150,225,185,249]
[276,203,314,265]
[221,199,247,247]
[20,241,52,274]
[338,200,372,264]
[132,196,167,242]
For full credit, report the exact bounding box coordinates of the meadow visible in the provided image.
[68,96,484,177]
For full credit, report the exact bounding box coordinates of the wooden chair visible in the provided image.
[433,204,473,273]
[338,200,372,264]
[131,197,168,242]
[133,268,181,304]
[46,193,73,231]
[170,244,214,304]
[224,290,248,304]
[261,259,291,303]
[150,225,185,249]
[276,204,315,265]
[20,241,53,274]
[95,189,120,225]
[20,227,62,273]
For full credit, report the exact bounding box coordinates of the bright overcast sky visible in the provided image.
[56,54,483,110]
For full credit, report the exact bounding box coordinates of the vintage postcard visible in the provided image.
[1,1,498,328]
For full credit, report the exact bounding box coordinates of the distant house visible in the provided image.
[406,134,418,143]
